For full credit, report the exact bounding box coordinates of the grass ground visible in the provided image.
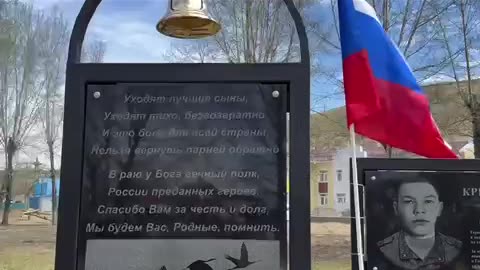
[0,211,351,270]
[313,261,351,270]
[0,249,54,270]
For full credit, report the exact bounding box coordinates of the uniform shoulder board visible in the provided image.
[440,233,463,248]
[377,233,397,247]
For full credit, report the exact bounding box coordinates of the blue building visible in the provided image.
[29,177,60,212]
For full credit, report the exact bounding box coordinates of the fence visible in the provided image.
[0,202,26,210]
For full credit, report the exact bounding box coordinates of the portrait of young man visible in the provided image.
[373,177,464,270]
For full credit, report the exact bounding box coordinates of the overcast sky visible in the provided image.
[30,0,174,62]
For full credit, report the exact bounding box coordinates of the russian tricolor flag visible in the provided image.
[338,0,458,159]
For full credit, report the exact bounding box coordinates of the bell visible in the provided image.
[157,0,221,39]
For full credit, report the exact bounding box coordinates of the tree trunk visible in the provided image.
[24,181,29,209]
[48,141,56,225]
[382,144,394,158]
[387,146,393,158]
[1,138,16,225]
[473,114,480,158]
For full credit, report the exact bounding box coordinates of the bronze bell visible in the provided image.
[157,0,221,39]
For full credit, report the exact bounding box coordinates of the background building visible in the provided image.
[310,146,367,216]
[331,146,367,215]
[29,177,60,213]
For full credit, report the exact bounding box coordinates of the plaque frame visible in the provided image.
[350,158,480,270]
[55,1,311,270]
[77,82,289,270]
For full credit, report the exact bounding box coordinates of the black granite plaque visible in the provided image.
[365,170,480,270]
[77,83,287,270]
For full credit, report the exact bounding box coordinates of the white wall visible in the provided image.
[332,146,367,214]
[39,196,53,213]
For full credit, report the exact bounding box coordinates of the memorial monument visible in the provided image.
[55,1,311,270]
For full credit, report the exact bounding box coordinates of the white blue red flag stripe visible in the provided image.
[338,0,457,158]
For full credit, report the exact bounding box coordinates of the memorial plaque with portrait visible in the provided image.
[364,170,480,270]
[76,83,287,270]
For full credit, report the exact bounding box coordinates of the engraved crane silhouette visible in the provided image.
[184,258,216,270]
[225,242,259,270]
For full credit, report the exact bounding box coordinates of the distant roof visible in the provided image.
[311,151,335,162]
[311,137,468,160]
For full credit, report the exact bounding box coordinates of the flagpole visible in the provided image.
[350,124,365,270]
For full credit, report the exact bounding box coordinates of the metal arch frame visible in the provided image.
[66,0,310,65]
[56,1,311,270]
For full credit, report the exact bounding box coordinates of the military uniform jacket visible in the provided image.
[372,231,464,270]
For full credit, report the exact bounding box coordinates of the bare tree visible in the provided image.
[0,0,9,206]
[435,0,480,156]
[312,0,456,156]
[165,0,319,63]
[37,6,69,225]
[366,0,454,79]
[81,38,107,63]
[0,1,44,225]
[36,7,105,226]
[164,39,220,63]
[164,0,332,155]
